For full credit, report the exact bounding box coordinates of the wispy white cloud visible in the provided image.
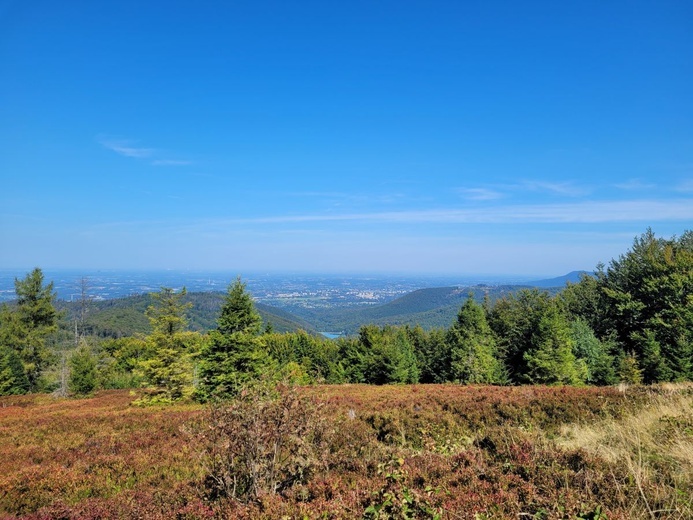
[614,179,657,191]
[286,190,408,206]
[457,187,504,201]
[99,138,154,159]
[518,180,590,197]
[227,199,693,225]
[151,159,193,166]
[99,136,192,166]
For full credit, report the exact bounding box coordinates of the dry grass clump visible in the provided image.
[558,383,693,519]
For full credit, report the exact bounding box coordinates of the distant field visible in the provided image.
[1,384,691,519]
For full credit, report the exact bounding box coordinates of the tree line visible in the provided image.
[1,229,691,399]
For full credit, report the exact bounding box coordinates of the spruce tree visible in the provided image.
[1,269,59,392]
[69,344,97,395]
[137,287,198,403]
[600,229,692,382]
[446,296,502,384]
[569,319,616,385]
[0,343,30,395]
[197,278,274,400]
[523,303,583,385]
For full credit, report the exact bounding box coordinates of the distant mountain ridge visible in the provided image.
[285,271,585,334]
[57,271,588,338]
[527,270,594,288]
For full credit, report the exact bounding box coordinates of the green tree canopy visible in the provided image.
[0,343,30,396]
[216,277,262,336]
[197,278,273,400]
[0,268,59,392]
[600,229,693,382]
[137,287,199,403]
[523,303,583,385]
[69,343,97,395]
[446,296,502,384]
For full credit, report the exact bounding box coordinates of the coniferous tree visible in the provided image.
[618,352,643,384]
[523,303,583,385]
[446,296,502,384]
[69,343,97,395]
[488,289,554,384]
[335,336,368,383]
[0,269,59,392]
[137,287,199,403]
[197,278,274,400]
[0,343,30,395]
[569,319,616,385]
[410,326,451,384]
[599,229,693,382]
[358,325,419,384]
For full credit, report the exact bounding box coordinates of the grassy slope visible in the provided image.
[1,384,691,519]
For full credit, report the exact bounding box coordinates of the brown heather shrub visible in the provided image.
[1,383,683,519]
[197,381,332,501]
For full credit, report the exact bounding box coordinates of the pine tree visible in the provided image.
[488,289,554,384]
[635,328,671,383]
[358,325,419,385]
[618,352,643,384]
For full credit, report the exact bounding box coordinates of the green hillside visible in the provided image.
[58,292,318,338]
[287,284,546,334]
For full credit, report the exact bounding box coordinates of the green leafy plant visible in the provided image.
[364,457,442,519]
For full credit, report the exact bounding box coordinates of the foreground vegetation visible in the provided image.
[0,229,690,518]
[1,383,692,519]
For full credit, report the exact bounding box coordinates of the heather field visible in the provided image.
[1,384,692,519]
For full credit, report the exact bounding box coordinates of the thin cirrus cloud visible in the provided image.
[99,138,154,159]
[457,188,505,201]
[613,179,657,191]
[516,180,590,197]
[460,181,589,200]
[227,199,693,226]
[151,159,193,166]
[98,137,191,166]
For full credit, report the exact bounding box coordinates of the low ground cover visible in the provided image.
[1,384,691,519]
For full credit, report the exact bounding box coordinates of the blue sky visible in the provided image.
[1,0,691,276]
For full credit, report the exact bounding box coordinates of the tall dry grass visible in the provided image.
[558,383,693,519]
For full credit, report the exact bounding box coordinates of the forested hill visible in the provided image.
[527,271,594,288]
[286,284,555,334]
[57,292,318,338]
[57,283,567,338]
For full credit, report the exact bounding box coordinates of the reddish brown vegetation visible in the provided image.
[1,385,689,519]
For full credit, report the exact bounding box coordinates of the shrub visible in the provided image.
[198,380,329,501]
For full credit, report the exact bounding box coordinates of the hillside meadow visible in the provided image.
[1,383,692,519]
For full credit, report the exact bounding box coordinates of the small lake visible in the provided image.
[320,332,343,339]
